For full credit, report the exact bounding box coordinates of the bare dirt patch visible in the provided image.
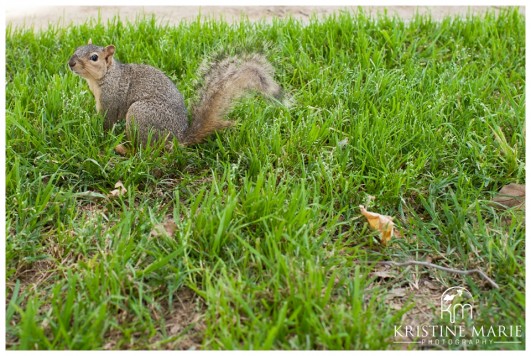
[101,287,206,350]
[152,287,206,350]
[368,263,448,349]
[7,6,525,30]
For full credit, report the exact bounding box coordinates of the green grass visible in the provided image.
[5,8,525,350]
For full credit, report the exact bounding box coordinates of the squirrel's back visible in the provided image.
[118,63,189,140]
[68,42,282,146]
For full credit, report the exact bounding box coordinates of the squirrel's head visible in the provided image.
[68,41,116,81]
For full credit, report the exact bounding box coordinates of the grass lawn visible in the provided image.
[5,8,525,350]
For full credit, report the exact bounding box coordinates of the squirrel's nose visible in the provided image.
[68,57,77,68]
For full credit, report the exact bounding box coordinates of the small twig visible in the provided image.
[368,260,499,289]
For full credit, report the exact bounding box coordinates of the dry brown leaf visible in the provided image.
[108,181,127,197]
[164,219,178,235]
[359,205,396,246]
[492,183,525,210]
[150,218,178,238]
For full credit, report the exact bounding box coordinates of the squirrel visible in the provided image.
[68,39,283,149]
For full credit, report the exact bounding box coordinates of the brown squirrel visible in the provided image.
[68,40,283,150]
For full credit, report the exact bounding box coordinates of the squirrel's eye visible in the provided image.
[90,54,98,61]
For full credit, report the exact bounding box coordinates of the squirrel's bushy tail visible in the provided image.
[182,54,283,145]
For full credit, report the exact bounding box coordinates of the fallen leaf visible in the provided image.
[492,183,525,210]
[72,191,107,200]
[150,218,178,238]
[359,205,396,246]
[164,219,178,235]
[108,181,127,197]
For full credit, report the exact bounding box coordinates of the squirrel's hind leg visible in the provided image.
[125,101,176,147]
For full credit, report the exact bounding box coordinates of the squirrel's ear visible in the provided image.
[105,45,115,56]
[87,38,92,45]
[104,45,115,65]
